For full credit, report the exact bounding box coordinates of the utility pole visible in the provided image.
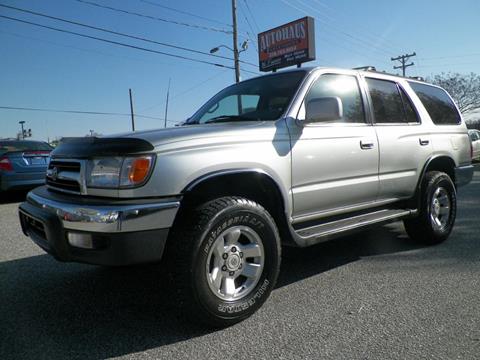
[129,88,135,132]
[19,121,25,140]
[231,0,240,83]
[164,78,171,128]
[391,52,416,77]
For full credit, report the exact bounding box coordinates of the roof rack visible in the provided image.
[409,76,425,81]
[352,66,376,71]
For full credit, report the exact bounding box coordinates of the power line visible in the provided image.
[237,5,259,53]
[243,0,260,32]
[0,29,182,67]
[140,69,230,112]
[0,3,257,67]
[0,105,170,121]
[74,0,233,34]
[0,14,239,70]
[139,0,232,27]
[279,0,394,63]
[293,0,401,55]
[420,53,480,61]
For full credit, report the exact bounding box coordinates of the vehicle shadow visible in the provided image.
[0,224,421,360]
[0,189,29,204]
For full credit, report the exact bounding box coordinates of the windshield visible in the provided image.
[187,71,307,124]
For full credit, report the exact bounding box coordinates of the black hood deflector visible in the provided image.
[51,137,154,158]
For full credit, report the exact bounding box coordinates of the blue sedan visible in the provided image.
[0,140,52,192]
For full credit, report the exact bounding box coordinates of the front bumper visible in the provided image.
[455,164,475,187]
[19,186,180,266]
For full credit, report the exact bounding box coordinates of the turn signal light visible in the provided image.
[128,157,152,183]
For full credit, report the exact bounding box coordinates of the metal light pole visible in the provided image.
[209,1,248,83]
[19,121,25,140]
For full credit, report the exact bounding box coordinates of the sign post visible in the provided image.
[258,16,315,72]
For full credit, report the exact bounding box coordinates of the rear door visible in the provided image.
[363,77,432,201]
[289,71,379,219]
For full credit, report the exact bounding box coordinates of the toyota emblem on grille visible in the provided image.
[47,167,58,181]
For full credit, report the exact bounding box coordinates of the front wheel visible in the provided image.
[167,197,281,327]
[404,171,457,245]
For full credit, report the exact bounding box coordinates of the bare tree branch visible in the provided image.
[428,72,480,114]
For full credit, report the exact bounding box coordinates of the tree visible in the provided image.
[429,72,480,114]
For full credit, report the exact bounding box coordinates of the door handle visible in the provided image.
[419,138,430,146]
[360,140,375,150]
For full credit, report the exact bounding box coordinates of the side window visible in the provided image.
[408,82,461,125]
[399,87,419,123]
[365,78,406,124]
[303,74,366,123]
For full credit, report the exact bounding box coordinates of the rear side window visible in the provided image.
[399,87,419,123]
[305,74,365,123]
[409,82,461,125]
[365,78,406,124]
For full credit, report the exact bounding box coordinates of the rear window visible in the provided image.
[0,141,52,154]
[409,82,461,125]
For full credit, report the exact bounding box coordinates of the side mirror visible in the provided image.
[305,97,343,123]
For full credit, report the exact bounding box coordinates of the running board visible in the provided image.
[294,209,417,245]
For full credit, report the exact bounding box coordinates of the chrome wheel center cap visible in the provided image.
[226,254,241,271]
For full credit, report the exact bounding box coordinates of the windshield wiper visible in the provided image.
[204,115,258,124]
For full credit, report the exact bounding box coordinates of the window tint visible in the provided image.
[409,82,461,125]
[199,94,260,122]
[470,131,480,141]
[0,141,52,153]
[305,74,365,123]
[399,87,419,123]
[190,71,306,124]
[366,78,406,124]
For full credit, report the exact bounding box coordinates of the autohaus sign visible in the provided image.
[258,16,315,72]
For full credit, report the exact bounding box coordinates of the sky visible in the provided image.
[1,0,480,141]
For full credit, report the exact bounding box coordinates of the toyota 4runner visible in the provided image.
[19,67,474,327]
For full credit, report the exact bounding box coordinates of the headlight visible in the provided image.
[86,155,154,188]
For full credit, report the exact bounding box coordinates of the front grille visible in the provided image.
[46,160,82,193]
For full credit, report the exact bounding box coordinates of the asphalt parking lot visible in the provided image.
[1,166,479,360]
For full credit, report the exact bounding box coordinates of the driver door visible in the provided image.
[289,72,379,219]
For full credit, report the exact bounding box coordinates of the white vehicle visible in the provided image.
[468,129,480,161]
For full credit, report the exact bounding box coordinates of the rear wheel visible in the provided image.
[167,197,281,327]
[404,171,456,245]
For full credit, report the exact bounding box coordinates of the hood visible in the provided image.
[109,121,278,148]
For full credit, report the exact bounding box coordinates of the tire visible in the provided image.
[166,197,281,327]
[404,171,457,245]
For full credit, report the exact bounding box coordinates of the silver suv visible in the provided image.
[19,67,474,327]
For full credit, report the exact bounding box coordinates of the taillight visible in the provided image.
[0,157,13,172]
[470,140,474,160]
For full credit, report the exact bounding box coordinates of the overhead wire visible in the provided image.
[0,3,257,67]
[0,15,257,71]
[243,0,260,33]
[73,0,233,34]
[138,0,232,27]
[140,69,231,113]
[278,0,392,68]
[237,4,259,53]
[0,105,172,121]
